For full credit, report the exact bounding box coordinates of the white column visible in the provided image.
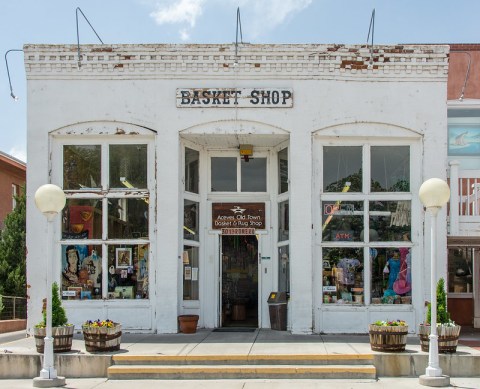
[289,129,313,334]
[448,160,460,236]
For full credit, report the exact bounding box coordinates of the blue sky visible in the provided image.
[1,0,479,162]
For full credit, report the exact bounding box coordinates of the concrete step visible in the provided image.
[108,364,377,380]
[112,353,374,366]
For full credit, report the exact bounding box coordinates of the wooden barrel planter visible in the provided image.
[82,323,122,352]
[178,315,199,334]
[34,325,74,353]
[418,324,461,353]
[369,324,408,352]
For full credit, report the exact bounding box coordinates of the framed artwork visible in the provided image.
[116,248,132,268]
[448,126,480,156]
[67,286,82,300]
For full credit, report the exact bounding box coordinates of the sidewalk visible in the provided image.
[2,377,480,389]
[1,327,480,379]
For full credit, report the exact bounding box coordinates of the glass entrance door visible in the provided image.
[220,235,258,327]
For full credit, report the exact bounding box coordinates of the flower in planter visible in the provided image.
[83,319,116,328]
[372,319,407,327]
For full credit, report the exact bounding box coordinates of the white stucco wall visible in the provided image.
[24,43,449,334]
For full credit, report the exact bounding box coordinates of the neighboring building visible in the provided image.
[24,43,450,334]
[0,151,26,229]
[447,44,480,328]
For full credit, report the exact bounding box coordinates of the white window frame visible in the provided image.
[51,132,156,302]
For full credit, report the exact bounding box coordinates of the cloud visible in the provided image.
[150,0,205,28]
[149,0,312,41]
[243,0,313,37]
[8,146,26,163]
[179,28,190,41]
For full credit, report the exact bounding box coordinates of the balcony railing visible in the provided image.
[449,161,480,236]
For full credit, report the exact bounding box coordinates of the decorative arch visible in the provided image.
[50,120,157,138]
[179,119,290,148]
[312,121,422,139]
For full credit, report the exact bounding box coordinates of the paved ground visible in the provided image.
[2,377,480,388]
[1,327,479,387]
[2,327,479,356]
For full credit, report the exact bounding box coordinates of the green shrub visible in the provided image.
[38,282,68,327]
[426,278,452,325]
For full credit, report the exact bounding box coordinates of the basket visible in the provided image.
[34,325,74,353]
[82,323,122,352]
[418,324,461,353]
[369,324,408,352]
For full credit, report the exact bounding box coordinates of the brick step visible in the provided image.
[108,364,377,380]
[112,353,374,366]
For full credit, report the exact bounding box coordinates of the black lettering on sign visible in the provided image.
[181,90,191,105]
[282,90,292,104]
[250,90,259,104]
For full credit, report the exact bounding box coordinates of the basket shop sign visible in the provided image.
[212,203,265,230]
[177,88,293,108]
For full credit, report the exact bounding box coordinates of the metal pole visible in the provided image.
[39,215,57,379]
[425,207,441,377]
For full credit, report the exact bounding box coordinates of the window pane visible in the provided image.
[322,247,364,304]
[278,148,288,194]
[107,244,149,299]
[183,245,199,300]
[278,245,290,293]
[61,245,102,300]
[323,146,362,192]
[108,198,149,239]
[241,157,267,192]
[211,157,236,191]
[371,246,412,304]
[62,199,102,239]
[109,145,148,189]
[322,201,363,242]
[63,145,101,190]
[371,146,410,192]
[278,201,289,242]
[369,201,410,241]
[185,148,199,194]
[448,247,473,294]
[184,200,199,241]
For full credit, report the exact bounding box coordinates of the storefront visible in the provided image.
[25,43,450,334]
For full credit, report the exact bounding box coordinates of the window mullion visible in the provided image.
[237,157,241,192]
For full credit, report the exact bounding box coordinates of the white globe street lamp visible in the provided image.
[418,178,451,387]
[33,184,66,388]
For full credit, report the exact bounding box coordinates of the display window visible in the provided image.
[60,142,152,301]
[320,144,412,305]
[183,245,199,300]
[183,146,201,301]
[448,247,474,294]
[210,155,267,193]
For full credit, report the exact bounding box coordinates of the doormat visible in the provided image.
[213,328,256,333]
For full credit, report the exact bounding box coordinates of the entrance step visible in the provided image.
[108,354,376,380]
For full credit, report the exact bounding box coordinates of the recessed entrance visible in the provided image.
[221,235,258,328]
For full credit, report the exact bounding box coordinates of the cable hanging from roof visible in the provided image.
[234,7,243,67]
[76,7,104,69]
[4,49,23,101]
[366,8,375,67]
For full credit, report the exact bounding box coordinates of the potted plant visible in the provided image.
[33,282,74,353]
[82,319,122,352]
[419,278,461,353]
[178,314,199,334]
[369,319,408,352]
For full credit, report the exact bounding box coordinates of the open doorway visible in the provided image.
[221,235,258,327]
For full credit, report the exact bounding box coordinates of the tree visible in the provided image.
[0,188,26,297]
[426,278,451,325]
[40,282,68,327]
